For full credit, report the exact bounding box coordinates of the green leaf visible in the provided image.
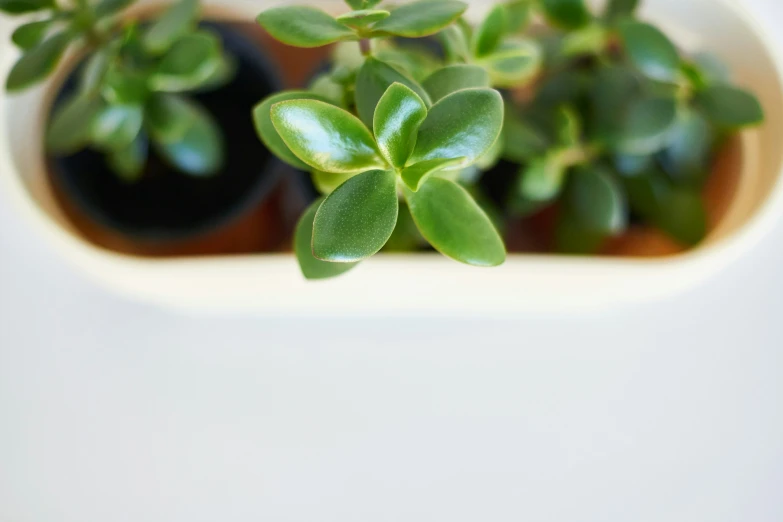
[422,64,490,103]
[6,31,69,91]
[624,169,669,218]
[503,109,548,162]
[373,40,443,82]
[151,100,223,176]
[94,0,135,17]
[617,96,677,154]
[409,88,503,167]
[555,209,607,254]
[383,201,424,252]
[271,99,385,174]
[505,1,532,34]
[617,21,680,82]
[252,91,332,170]
[335,9,390,29]
[518,154,566,201]
[373,83,427,169]
[604,0,639,21]
[355,57,431,128]
[0,0,53,14]
[659,109,713,186]
[614,153,652,177]
[406,176,506,267]
[478,39,542,87]
[107,132,148,182]
[555,105,580,147]
[46,94,103,154]
[309,74,346,107]
[439,23,471,63]
[11,19,51,50]
[256,6,355,48]
[143,0,198,54]
[149,31,222,92]
[401,157,465,191]
[696,85,764,129]
[472,4,506,57]
[312,170,358,195]
[312,169,399,262]
[655,188,707,246]
[345,0,381,10]
[91,103,144,150]
[561,24,607,57]
[295,199,359,280]
[588,65,640,144]
[101,67,149,104]
[371,0,467,37]
[79,48,112,94]
[540,0,591,30]
[565,165,627,234]
[145,93,192,142]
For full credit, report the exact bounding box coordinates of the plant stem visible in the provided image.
[359,39,371,56]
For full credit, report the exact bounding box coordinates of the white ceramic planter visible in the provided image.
[1,0,782,314]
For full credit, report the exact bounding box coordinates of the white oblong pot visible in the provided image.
[1,0,783,315]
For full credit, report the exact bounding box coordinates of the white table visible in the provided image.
[2,1,782,520]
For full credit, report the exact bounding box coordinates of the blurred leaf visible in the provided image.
[91,103,144,150]
[588,65,640,144]
[505,0,531,34]
[46,93,103,154]
[561,24,607,57]
[193,52,237,92]
[374,40,443,82]
[79,48,113,94]
[373,82,427,169]
[295,199,359,280]
[11,19,51,50]
[257,6,355,48]
[655,188,707,246]
[555,105,580,147]
[618,20,680,82]
[422,64,490,103]
[107,132,148,182]
[94,0,135,17]
[252,91,332,170]
[696,85,764,129]
[555,208,607,254]
[149,31,222,92]
[604,0,639,21]
[335,9,389,29]
[270,99,385,174]
[439,22,471,62]
[101,67,149,104]
[503,110,549,162]
[309,73,345,106]
[0,0,53,14]
[345,0,382,9]
[536,68,589,107]
[410,88,503,166]
[311,170,358,195]
[312,169,399,262]
[617,96,677,154]
[565,165,627,234]
[540,0,591,30]
[658,108,713,186]
[151,100,223,176]
[6,31,69,91]
[355,57,431,128]
[472,4,506,57]
[371,0,467,38]
[614,153,652,177]
[383,201,424,252]
[624,169,669,218]
[518,153,566,201]
[479,39,541,87]
[405,176,506,266]
[143,0,199,54]
[692,52,731,85]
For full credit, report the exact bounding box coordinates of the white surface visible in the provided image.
[1,1,783,522]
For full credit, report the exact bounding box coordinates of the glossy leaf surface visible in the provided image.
[401,157,465,191]
[406,177,506,267]
[295,199,359,279]
[313,169,399,262]
[422,64,490,103]
[256,6,355,48]
[271,99,385,174]
[336,9,390,29]
[355,57,431,129]
[373,83,427,169]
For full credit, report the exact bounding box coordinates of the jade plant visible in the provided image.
[497,0,764,252]
[255,0,545,279]
[2,0,233,181]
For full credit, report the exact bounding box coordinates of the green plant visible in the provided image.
[256,0,519,279]
[2,0,233,181]
[499,0,764,253]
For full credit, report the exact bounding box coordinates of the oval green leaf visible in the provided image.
[565,165,627,234]
[518,154,566,202]
[478,39,542,88]
[617,96,677,154]
[312,169,399,262]
[107,132,148,182]
[696,85,764,129]
[409,88,503,167]
[618,20,680,82]
[472,4,506,57]
[91,103,144,150]
[355,57,432,129]
[401,157,466,191]
[252,91,331,170]
[94,0,135,17]
[256,6,355,48]
[371,0,467,38]
[540,0,591,30]
[373,82,427,169]
[604,0,639,21]
[271,99,385,174]
[143,0,199,54]
[406,176,505,267]
[149,31,222,92]
[6,31,70,92]
[0,0,53,14]
[45,94,103,154]
[295,199,359,279]
[659,109,713,185]
[336,9,390,29]
[422,64,490,103]
[11,19,51,50]
[345,0,382,9]
[151,101,223,176]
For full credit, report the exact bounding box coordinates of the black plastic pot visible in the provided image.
[47,22,302,251]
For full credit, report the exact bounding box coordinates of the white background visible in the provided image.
[2,0,783,520]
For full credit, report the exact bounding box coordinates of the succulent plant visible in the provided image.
[2,0,233,181]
